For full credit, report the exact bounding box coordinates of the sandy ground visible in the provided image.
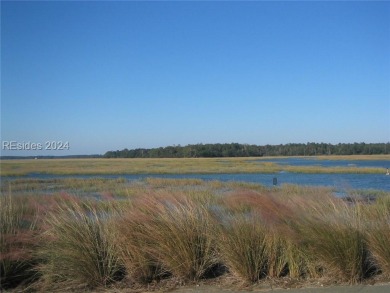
[95,274,390,293]
[9,280,390,293]
[171,283,390,293]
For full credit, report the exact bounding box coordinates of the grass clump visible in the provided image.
[218,212,268,282]
[119,193,219,281]
[293,196,370,283]
[115,207,163,283]
[218,191,310,282]
[37,196,123,290]
[364,196,390,276]
[0,194,37,289]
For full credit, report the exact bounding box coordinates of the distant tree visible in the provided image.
[103,142,390,158]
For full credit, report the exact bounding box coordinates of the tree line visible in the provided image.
[103,142,390,158]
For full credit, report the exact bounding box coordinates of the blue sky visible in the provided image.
[1,1,389,156]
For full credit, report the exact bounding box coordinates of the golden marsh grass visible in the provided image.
[1,155,389,176]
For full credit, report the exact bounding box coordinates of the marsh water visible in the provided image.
[256,157,389,169]
[2,172,389,192]
[2,158,389,192]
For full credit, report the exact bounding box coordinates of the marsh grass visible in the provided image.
[126,193,219,281]
[1,155,387,176]
[1,177,390,290]
[292,196,371,283]
[1,177,128,196]
[0,193,38,289]
[218,190,312,282]
[144,177,205,187]
[363,196,390,277]
[37,196,124,290]
[115,216,163,283]
[218,212,268,282]
[1,157,277,176]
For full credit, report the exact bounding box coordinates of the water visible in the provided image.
[2,158,389,191]
[2,172,389,192]
[256,157,390,169]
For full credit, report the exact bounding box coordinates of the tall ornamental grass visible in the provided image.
[218,212,268,282]
[0,194,37,289]
[115,205,163,283]
[218,191,311,282]
[364,196,390,276]
[37,197,123,290]
[1,178,390,290]
[293,196,370,283]
[117,193,219,281]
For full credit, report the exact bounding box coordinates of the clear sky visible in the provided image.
[1,1,389,156]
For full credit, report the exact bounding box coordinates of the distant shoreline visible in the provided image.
[1,153,390,160]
